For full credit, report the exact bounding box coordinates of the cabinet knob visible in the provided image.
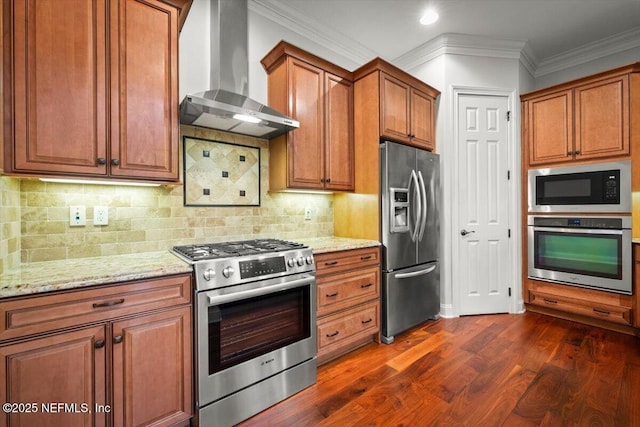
[94,339,105,349]
[567,151,574,156]
[320,178,325,183]
[326,178,331,183]
[113,335,123,344]
[111,159,120,166]
[97,158,107,165]
[574,150,581,155]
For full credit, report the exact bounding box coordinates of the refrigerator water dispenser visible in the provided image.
[390,188,409,233]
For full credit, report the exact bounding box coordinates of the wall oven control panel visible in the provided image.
[529,216,624,229]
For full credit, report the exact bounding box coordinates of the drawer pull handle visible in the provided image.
[593,308,610,316]
[326,331,339,338]
[326,292,339,297]
[360,255,372,261]
[94,339,105,349]
[113,335,123,344]
[93,298,125,309]
[361,318,373,324]
[325,261,339,266]
[361,283,373,289]
[543,298,558,305]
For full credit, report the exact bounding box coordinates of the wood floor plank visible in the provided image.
[238,312,640,427]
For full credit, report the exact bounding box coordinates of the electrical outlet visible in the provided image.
[304,207,312,221]
[94,206,109,225]
[69,206,86,226]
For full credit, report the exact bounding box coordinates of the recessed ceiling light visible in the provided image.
[420,9,439,25]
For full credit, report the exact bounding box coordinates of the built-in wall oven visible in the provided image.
[173,239,317,427]
[528,160,631,213]
[528,216,632,294]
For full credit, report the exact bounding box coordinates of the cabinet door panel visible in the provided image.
[12,0,108,174]
[112,306,192,427]
[0,326,107,427]
[380,73,410,143]
[527,90,573,166]
[575,75,629,160]
[410,89,435,150]
[110,0,179,180]
[324,73,354,191]
[287,58,324,189]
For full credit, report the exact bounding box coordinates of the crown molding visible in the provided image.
[250,0,376,64]
[534,26,640,77]
[393,33,529,72]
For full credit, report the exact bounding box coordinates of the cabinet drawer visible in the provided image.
[317,266,379,317]
[0,274,191,341]
[318,301,379,351]
[529,290,632,326]
[315,247,380,276]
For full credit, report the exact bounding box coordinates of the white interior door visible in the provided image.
[457,93,511,315]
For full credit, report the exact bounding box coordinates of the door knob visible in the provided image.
[460,229,475,236]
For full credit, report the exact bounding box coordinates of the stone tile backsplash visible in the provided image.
[2,126,334,266]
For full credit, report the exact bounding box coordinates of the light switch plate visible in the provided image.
[69,206,86,226]
[304,207,312,220]
[94,206,109,225]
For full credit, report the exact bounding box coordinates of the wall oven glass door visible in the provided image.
[197,273,316,406]
[528,224,631,294]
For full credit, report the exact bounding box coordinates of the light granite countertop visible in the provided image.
[300,236,381,254]
[0,251,192,299]
[634,238,640,244]
[0,237,380,299]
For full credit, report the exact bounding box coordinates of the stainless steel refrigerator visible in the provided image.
[380,141,440,344]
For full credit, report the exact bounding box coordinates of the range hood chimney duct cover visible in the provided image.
[179,0,299,139]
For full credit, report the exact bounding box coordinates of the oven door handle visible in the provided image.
[206,276,314,306]
[532,226,624,235]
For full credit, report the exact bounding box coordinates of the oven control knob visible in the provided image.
[287,258,295,268]
[305,256,314,265]
[203,269,215,281]
[222,266,235,278]
[297,257,305,266]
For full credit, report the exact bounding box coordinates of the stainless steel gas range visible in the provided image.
[172,239,317,427]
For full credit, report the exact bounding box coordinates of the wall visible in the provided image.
[12,126,333,265]
[534,46,640,90]
[179,0,361,102]
[408,53,526,317]
[0,178,21,273]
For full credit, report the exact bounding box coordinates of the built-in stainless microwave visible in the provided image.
[528,161,631,213]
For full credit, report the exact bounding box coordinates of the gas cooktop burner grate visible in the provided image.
[173,238,306,262]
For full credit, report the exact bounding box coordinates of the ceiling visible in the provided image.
[254,0,640,73]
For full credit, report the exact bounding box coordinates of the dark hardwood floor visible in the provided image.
[238,312,640,426]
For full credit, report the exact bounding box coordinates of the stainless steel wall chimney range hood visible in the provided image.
[179,0,299,139]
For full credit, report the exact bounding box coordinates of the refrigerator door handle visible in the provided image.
[395,264,437,279]
[409,170,421,242]
[417,171,427,241]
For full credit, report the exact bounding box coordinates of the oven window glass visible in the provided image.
[207,286,311,375]
[534,231,622,279]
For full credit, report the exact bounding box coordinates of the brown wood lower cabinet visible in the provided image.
[0,325,108,427]
[315,246,381,364]
[0,274,193,427]
[524,279,634,332]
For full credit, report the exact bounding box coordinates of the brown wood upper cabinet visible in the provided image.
[380,72,436,151]
[2,0,191,182]
[261,41,355,192]
[522,71,631,167]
